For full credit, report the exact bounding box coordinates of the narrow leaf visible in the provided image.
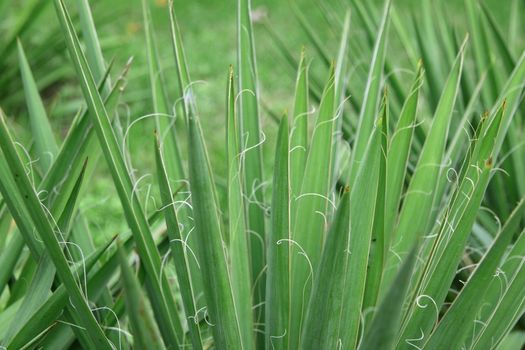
[265,113,290,350]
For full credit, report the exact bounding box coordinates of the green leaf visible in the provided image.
[398,100,506,349]
[168,2,192,115]
[343,115,382,349]
[3,159,89,344]
[265,113,290,350]
[300,191,351,350]
[39,60,125,222]
[155,132,204,350]
[6,235,119,349]
[384,39,466,288]
[468,203,525,347]
[53,0,183,346]
[289,49,309,200]
[479,2,515,74]
[302,111,381,349]
[363,91,389,311]
[413,0,446,111]
[0,108,111,348]
[0,128,45,261]
[4,252,36,307]
[0,203,10,251]
[169,12,245,344]
[348,0,390,184]
[167,1,206,313]
[118,245,165,350]
[289,66,335,349]
[0,300,23,341]
[470,229,525,349]
[143,0,185,185]
[75,0,110,93]
[384,62,423,242]
[237,0,266,320]
[186,83,243,348]
[493,51,525,155]
[498,332,525,350]
[293,6,360,115]
[360,244,418,350]
[17,40,58,171]
[0,231,25,296]
[332,10,351,181]
[226,66,254,349]
[466,0,500,108]
[350,0,405,108]
[424,194,525,349]
[433,71,488,216]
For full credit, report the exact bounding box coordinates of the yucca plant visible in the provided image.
[0,0,524,349]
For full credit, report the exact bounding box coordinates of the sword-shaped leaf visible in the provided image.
[289,66,335,349]
[360,244,418,350]
[424,195,525,349]
[384,40,466,289]
[118,245,165,350]
[302,111,381,349]
[348,0,390,183]
[53,0,183,346]
[398,100,506,349]
[266,113,290,350]
[0,108,112,349]
[237,0,266,323]
[155,135,204,350]
[226,66,255,349]
[186,82,243,349]
[17,40,58,171]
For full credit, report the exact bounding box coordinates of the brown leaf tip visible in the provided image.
[485,156,493,169]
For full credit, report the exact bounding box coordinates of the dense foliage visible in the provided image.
[0,0,524,349]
